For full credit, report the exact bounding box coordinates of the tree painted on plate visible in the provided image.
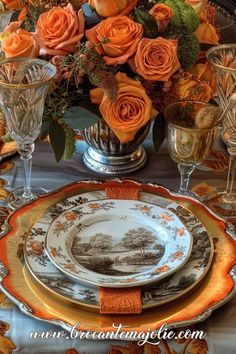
[121,227,156,257]
[89,233,112,252]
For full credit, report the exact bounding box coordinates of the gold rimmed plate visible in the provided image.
[0,179,235,333]
[24,189,213,311]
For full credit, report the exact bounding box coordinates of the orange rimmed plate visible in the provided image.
[0,179,236,333]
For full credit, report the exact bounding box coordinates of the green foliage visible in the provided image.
[62,123,76,161]
[178,32,200,69]
[152,113,166,152]
[48,120,66,163]
[63,106,101,129]
[134,8,159,38]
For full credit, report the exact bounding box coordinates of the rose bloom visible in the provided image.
[1,27,39,58]
[36,4,85,56]
[149,4,173,21]
[2,0,21,10]
[199,8,208,22]
[90,72,157,143]
[185,0,204,15]
[134,37,181,81]
[86,16,143,66]
[149,4,173,32]
[175,77,212,102]
[195,21,219,45]
[189,61,216,91]
[88,0,138,17]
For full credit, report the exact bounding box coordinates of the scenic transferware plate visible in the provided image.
[24,190,213,311]
[45,199,193,287]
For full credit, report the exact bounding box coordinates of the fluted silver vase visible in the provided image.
[81,120,150,175]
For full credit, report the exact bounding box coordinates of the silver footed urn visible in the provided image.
[81,120,150,175]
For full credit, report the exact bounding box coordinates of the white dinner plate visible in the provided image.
[45,199,193,287]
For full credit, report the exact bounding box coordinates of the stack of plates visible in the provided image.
[0,179,236,333]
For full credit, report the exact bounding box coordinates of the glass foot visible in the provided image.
[7,187,48,210]
[178,189,202,201]
[204,190,236,220]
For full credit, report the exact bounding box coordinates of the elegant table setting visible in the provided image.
[0,0,236,353]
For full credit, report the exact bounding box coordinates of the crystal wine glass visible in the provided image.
[0,58,56,209]
[206,44,236,218]
[164,100,219,196]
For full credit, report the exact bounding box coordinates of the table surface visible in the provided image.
[0,138,236,354]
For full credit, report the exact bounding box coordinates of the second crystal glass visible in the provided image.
[0,58,56,209]
[206,44,236,218]
[164,101,219,196]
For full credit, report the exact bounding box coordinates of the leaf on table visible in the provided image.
[0,293,6,305]
[64,348,80,354]
[109,342,142,354]
[144,343,161,353]
[49,120,66,163]
[0,321,17,354]
[187,338,209,354]
[201,149,229,172]
[64,106,101,130]
[191,182,216,198]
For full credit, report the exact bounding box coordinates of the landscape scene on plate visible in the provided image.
[71,227,165,276]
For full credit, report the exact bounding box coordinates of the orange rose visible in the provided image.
[88,0,138,17]
[36,4,85,56]
[1,27,39,58]
[2,0,21,10]
[86,16,143,66]
[199,8,208,22]
[1,20,22,33]
[175,77,212,102]
[185,0,204,15]
[149,4,173,32]
[189,61,216,91]
[90,72,157,143]
[195,21,219,45]
[134,37,181,81]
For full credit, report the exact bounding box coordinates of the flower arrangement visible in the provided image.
[0,0,219,161]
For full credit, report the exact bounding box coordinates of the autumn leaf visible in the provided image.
[109,343,142,354]
[0,322,16,354]
[64,349,80,354]
[187,338,209,354]
[0,293,6,305]
[144,343,161,353]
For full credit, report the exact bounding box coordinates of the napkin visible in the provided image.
[98,186,142,314]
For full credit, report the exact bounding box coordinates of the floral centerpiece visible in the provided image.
[0,0,219,164]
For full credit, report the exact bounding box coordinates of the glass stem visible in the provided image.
[18,143,35,199]
[178,163,195,195]
[224,146,236,203]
